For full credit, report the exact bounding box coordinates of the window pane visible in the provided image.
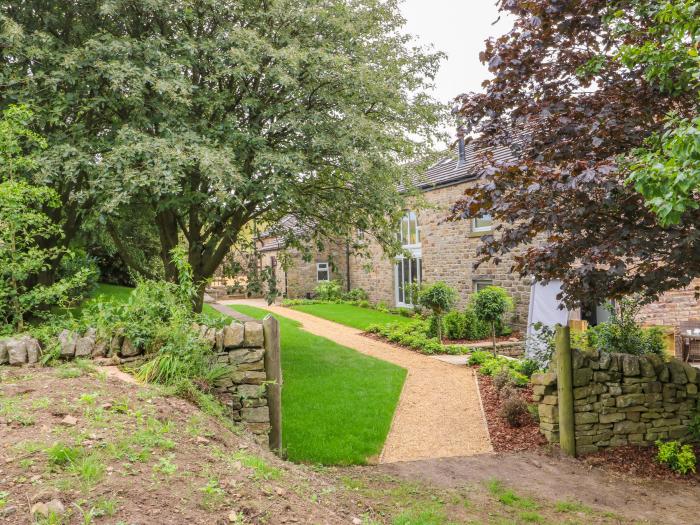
[409,212,416,245]
[474,214,493,230]
[396,261,404,304]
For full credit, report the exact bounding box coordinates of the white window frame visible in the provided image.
[398,210,421,249]
[472,214,493,232]
[316,262,330,282]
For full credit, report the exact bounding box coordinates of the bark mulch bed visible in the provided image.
[473,368,547,453]
[582,444,700,484]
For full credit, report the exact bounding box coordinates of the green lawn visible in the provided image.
[289,302,416,331]
[231,304,407,465]
[67,283,229,321]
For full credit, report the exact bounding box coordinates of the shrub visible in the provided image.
[656,440,697,475]
[418,281,458,341]
[472,286,514,355]
[57,249,100,300]
[467,350,493,366]
[493,368,514,393]
[464,307,490,340]
[343,288,368,302]
[314,280,343,301]
[501,395,528,427]
[444,311,466,340]
[587,296,665,356]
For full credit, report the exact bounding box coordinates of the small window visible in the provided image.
[474,279,493,292]
[316,262,329,282]
[270,256,277,267]
[472,214,493,232]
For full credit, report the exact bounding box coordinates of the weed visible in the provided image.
[78,393,98,406]
[555,500,592,514]
[486,479,539,510]
[0,491,8,510]
[19,458,34,470]
[45,442,81,468]
[199,479,226,510]
[231,451,282,480]
[518,511,544,523]
[68,454,105,489]
[392,504,448,525]
[153,455,178,476]
[92,497,119,517]
[32,397,51,409]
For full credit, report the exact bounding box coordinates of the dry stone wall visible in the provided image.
[0,320,272,442]
[533,349,699,454]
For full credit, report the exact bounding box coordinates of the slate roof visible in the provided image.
[410,141,516,190]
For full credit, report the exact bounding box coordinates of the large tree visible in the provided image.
[451,0,699,308]
[1,0,445,310]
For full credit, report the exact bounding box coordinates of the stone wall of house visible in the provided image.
[0,321,274,442]
[418,182,532,329]
[532,349,699,454]
[262,244,349,300]
[341,180,532,329]
[639,279,700,328]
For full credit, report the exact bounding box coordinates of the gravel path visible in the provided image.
[223,299,493,463]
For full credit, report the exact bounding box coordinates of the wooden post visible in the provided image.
[555,324,576,457]
[263,315,283,455]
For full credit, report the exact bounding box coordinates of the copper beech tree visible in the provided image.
[451,0,700,308]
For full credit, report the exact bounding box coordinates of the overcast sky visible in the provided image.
[399,0,514,136]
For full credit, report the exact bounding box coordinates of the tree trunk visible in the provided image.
[491,323,497,356]
[155,211,179,282]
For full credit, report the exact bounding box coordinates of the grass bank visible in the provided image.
[231,304,406,465]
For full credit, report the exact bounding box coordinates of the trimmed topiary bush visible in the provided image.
[418,281,458,342]
[472,286,514,355]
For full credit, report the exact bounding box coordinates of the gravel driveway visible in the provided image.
[222,299,493,463]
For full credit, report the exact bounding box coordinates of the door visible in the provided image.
[395,255,422,307]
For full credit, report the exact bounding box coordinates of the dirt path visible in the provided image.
[378,452,700,525]
[222,299,492,463]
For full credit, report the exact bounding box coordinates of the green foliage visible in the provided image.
[473,286,514,354]
[343,288,369,302]
[418,281,458,341]
[443,310,466,340]
[656,440,697,475]
[587,297,666,356]
[0,106,95,331]
[468,351,533,386]
[1,0,446,308]
[367,319,471,356]
[57,249,100,299]
[418,282,458,315]
[314,280,343,301]
[620,2,700,225]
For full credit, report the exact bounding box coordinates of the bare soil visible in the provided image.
[379,451,700,525]
[2,365,698,524]
[0,366,358,525]
[475,371,547,453]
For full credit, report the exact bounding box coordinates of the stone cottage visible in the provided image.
[257,132,700,333]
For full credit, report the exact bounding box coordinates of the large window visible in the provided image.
[472,213,493,232]
[395,211,422,307]
[316,262,329,282]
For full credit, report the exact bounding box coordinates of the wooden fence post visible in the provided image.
[263,315,283,455]
[555,324,576,457]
